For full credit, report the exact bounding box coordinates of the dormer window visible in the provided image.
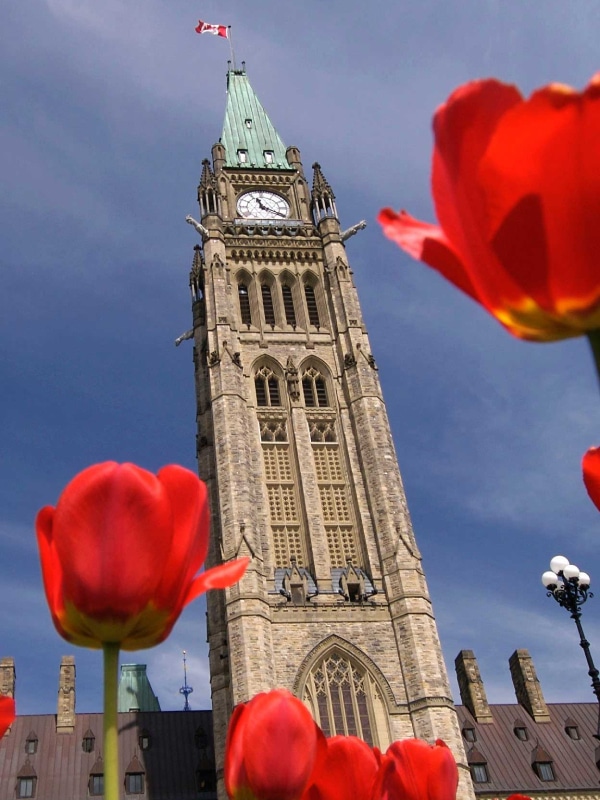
[24,733,38,755]
[532,745,556,781]
[513,720,529,741]
[237,149,248,163]
[139,730,152,751]
[564,718,580,740]
[462,726,476,743]
[264,150,274,164]
[467,747,489,783]
[82,729,95,753]
[245,118,252,128]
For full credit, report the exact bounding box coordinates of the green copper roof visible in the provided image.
[118,664,161,712]
[221,68,289,169]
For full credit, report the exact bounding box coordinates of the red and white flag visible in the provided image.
[195,20,229,38]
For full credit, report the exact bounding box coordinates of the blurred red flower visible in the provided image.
[302,735,380,800]
[379,75,600,342]
[374,738,458,800]
[583,446,600,511]
[225,689,325,800]
[36,462,248,649]
[0,696,15,738]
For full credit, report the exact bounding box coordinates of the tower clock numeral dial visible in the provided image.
[237,190,290,220]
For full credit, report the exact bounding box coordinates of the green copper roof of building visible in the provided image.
[118,664,161,712]
[221,68,290,169]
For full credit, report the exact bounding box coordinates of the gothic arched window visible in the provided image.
[282,284,297,327]
[304,283,320,328]
[302,651,389,748]
[302,367,328,407]
[255,366,281,407]
[238,282,252,327]
[261,283,276,328]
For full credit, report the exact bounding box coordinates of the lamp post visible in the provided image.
[542,555,600,738]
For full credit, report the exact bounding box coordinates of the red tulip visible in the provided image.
[373,738,458,800]
[583,447,600,512]
[303,735,380,800]
[36,462,248,649]
[379,74,600,342]
[0,696,15,738]
[225,689,326,800]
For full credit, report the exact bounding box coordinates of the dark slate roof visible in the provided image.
[457,702,600,796]
[0,710,215,800]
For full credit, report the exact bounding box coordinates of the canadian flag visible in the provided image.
[195,20,229,38]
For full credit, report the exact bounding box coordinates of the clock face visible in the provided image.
[237,190,290,220]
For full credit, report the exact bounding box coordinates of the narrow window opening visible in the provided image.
[245,119,252,128]
[237,149,248,163]
[262,284,276,327]
[302,378,316,407]
[304,284,320,327]
[471,764,489,783]
[255,377,268,406]
[462,727,476,742]
[125,773,145,794]
[315,377,328,407]
[264,150,275,164]
[535,762,555,781]
[238,283,252,327]
[268,378,280,406]
[282,284,296,327]
[25,736,38,755]
[514,726,528,741]
[89,774,104,796]
[17,778,36,799]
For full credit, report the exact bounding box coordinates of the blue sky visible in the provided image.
[3,1,600,716]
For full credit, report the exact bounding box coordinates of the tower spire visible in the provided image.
[221,65,289,169]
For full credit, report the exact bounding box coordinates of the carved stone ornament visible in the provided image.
[340,219,367,242]
[207,350,221,367]
[344,353,357,369]
[285,356,300,401]
[185,214,209,239]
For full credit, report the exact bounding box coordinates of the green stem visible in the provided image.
[103,642,120,800]
[588,330,600,390]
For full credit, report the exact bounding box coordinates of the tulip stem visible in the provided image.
[103,642,120,800]
[587,330,600,390]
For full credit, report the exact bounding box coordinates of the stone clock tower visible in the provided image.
[188,65,472,799]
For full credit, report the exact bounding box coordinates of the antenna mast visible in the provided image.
[179,650,194,711]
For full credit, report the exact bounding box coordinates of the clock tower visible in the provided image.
[188,65,473,800]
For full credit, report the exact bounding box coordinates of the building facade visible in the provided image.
[188,65,471,798]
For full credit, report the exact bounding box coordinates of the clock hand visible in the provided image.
[257,199,286,218]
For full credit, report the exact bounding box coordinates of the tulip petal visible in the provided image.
[583,447,600,513]
[0,696,15,739]
[480,75,600,319]
[304,736,380,800]
[51,462,174,618]
[154,465,210,608]
[378,209,480,302]
[184,558,250,605]
[224,690,320,800]
[378,738,458,800]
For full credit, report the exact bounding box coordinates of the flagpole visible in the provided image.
[228,26,236,69]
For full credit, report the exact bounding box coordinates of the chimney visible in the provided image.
[56,656,76,733]
[0,657,16,699]
[509,649,550,723]
[455,650,493,723]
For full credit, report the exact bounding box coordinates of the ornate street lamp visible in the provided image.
[542,555,600,738]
